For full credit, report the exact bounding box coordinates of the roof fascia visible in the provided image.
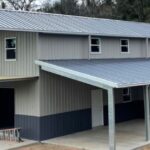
[35,60,119,90]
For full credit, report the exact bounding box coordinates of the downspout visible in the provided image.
[88,35,91,60]
[146,38,149,58]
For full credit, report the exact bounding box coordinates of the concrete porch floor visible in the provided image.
[44,119,150,150]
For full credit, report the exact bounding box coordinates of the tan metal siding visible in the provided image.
[15,79,40,116]
[39,34,146,60]
[40,70,91,116]
[90,38,146,59]
[38,34,89,60]
[0,31,39,76]
[0,79,40,116]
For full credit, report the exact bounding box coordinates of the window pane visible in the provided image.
[121,40,128,46]
[121,46,128,52]
[123,95,131,102]
[123,88,129,95]
[91,46,100,52]
[6,38,16,48]
[91,38,99,45]
[6,49,16,59]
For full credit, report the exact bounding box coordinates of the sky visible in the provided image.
[36,0,58,5]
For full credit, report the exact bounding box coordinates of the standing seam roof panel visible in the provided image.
[0,9,149,37]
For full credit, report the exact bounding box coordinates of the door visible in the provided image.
[92,89,103,128]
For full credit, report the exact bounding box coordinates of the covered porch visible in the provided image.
[36,58,150,150]
[45,119,148,150]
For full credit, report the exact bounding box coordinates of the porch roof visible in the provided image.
[35,58,150,89]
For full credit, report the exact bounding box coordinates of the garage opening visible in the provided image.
[0,88,15,129]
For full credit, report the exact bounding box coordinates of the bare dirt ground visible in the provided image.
[15,143,84,150]
[14,143,150,150]
[135,145,150,150]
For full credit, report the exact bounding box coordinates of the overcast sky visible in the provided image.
[36,0,58,5]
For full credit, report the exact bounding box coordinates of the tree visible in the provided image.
[0,0,6,9]
[39,0,80,15]
[6,0,36,11]
[115,0,150,22]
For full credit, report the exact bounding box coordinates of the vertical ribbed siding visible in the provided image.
[90,38,146,59]
[15,79,40,116]
[0,31,39,76]
[40,70,92,116]
[0,79,40,116]
[38,34,89,60]
[38,34,146,60]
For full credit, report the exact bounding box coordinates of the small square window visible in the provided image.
[5,38,16,60]
[123,95,131,102]
[123,88,129,95]
[122,88,131,103]
[121,46,128,52]
[91,46,100,52]
[91,39,100,45]
[6,38,16,49]
[121,39,129,53]
[90,38,101,53]
[6,49,16,59]
[121,40,128,46]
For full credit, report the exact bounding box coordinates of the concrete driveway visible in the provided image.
[44,119,150,150]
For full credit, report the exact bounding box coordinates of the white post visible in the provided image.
[146,38,149,58]
[108,88,116,150]
[143,85,150,141]
[88,35,91,60]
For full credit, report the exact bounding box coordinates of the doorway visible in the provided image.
[0,88,15,129]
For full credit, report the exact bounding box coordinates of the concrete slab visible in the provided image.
[0,139,36,150]
[44,119,150,150]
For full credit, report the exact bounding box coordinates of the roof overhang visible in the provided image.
[35,59,150,90]
[0,28,147,39]
[36,60,117,90]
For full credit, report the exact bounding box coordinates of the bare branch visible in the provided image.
[6,0,36,11]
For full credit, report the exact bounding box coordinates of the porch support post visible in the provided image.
[144,85,150,141]
[108,87,116,150]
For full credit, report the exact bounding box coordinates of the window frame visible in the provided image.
[90,37,101,54]
[120,39,130,54]
[5,37,17,61]
[122,88,132,103]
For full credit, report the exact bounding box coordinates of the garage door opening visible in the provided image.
[0,88,15,129]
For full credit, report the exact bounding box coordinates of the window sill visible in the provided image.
[90,52,102,54]
[120,52,130,54]
[5,59,17,62]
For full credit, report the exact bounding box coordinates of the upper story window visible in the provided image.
[120,39,129,53]
[90,37,101,53]
[5,37,16,61]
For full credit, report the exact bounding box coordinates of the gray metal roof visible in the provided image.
[1,9,150,38]
[36,58,150,88]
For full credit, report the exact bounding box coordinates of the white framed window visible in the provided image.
[5,37,16,61]
[120,39,129,53]
[90,37,101,53]
[122,88,132,103]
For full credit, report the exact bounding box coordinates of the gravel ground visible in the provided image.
[14,143,84,150]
